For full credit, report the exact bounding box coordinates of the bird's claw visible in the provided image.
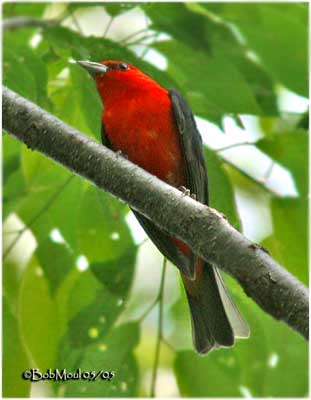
[179,186,190,196]
[116,150,128,159]
[178,186,197,200]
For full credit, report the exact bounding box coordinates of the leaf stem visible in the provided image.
[103,15,114,37]
[3,175,74,259]
[150,257,167,397]
[127,32,158,47]
[120,27,150,44]
[261,160,275,183]
[137,237,149,248]
[138,295,158,322]
[161,336,175,352]
[215,141,256,152]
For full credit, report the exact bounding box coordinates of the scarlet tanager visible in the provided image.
[78,60,249,354]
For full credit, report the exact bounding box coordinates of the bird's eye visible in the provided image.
[119,63,129,71]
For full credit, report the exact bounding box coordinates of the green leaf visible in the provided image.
[3,258,28,315]
[3,47,37,102]
[57,237,136,348]
[55,230,137,394]
[19,257,61,371]
[104,3,139,17]
[175,350,241,396]
[70,66,102,139]
[65,269,101,323]
[261,325,308,397]
[3,2,48,18]
[257,131,308,283]
[9,141,72,229]
[63,245,136,350]
[62,322,140,397]
[48,65,95,137]
[55,269,138,394]
[205,3,308,97]
[226,52,278,116]
[188,4,278,116]
[3,297,31,397]
[3,42,49,107]
[43,25,178,90]
[67,2,104,12]
[20,48,49,107]
[3,134,22,185]
[8,188,54,242]
[65,283,121,348]
[146,3,278,120]
[144,3,210,50]
[257,131,308,196]
[36,238,75,296]
[174,294,308,397]
[51,84,94,136]
[48,176,86,252]
[21,145,55,187]
[262,198,307,284]
[204,147,240,230]
[154,40,262,124]
[12,155,71,243]
[77,185,133,263]
[91,246,137,297]
[296,110,309,130]
[68,2,137,17]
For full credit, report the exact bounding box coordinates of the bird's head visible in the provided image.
[77,60,162,103]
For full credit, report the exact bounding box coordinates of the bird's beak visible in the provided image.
[76,60,109,78]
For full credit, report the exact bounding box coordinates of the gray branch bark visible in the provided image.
[2,17,57,31]
[3,86,309,340]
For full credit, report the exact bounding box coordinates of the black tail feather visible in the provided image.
[183,263,235,355]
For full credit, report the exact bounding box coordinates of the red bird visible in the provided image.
[78,60,249,354]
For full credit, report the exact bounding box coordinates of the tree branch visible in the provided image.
[2,86,308,340]
[2,17,57,31]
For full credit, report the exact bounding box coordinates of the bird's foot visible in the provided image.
[178,186,197,200]
[179,186,196,199]
[116,150,128,159]
[179,186,191,197]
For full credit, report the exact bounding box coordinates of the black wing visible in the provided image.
[130,210,196,276]
[169,88,209,276]
[169,88,208,206]
[169,90,250,347]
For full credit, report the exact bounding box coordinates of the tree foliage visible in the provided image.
[3,2,308,397]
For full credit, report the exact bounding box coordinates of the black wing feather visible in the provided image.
[101,123,112,148]
[170,90,249,350]
[169,88,208,205]
[169,88,209,276]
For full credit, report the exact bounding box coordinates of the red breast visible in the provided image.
[95,61,187,187]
